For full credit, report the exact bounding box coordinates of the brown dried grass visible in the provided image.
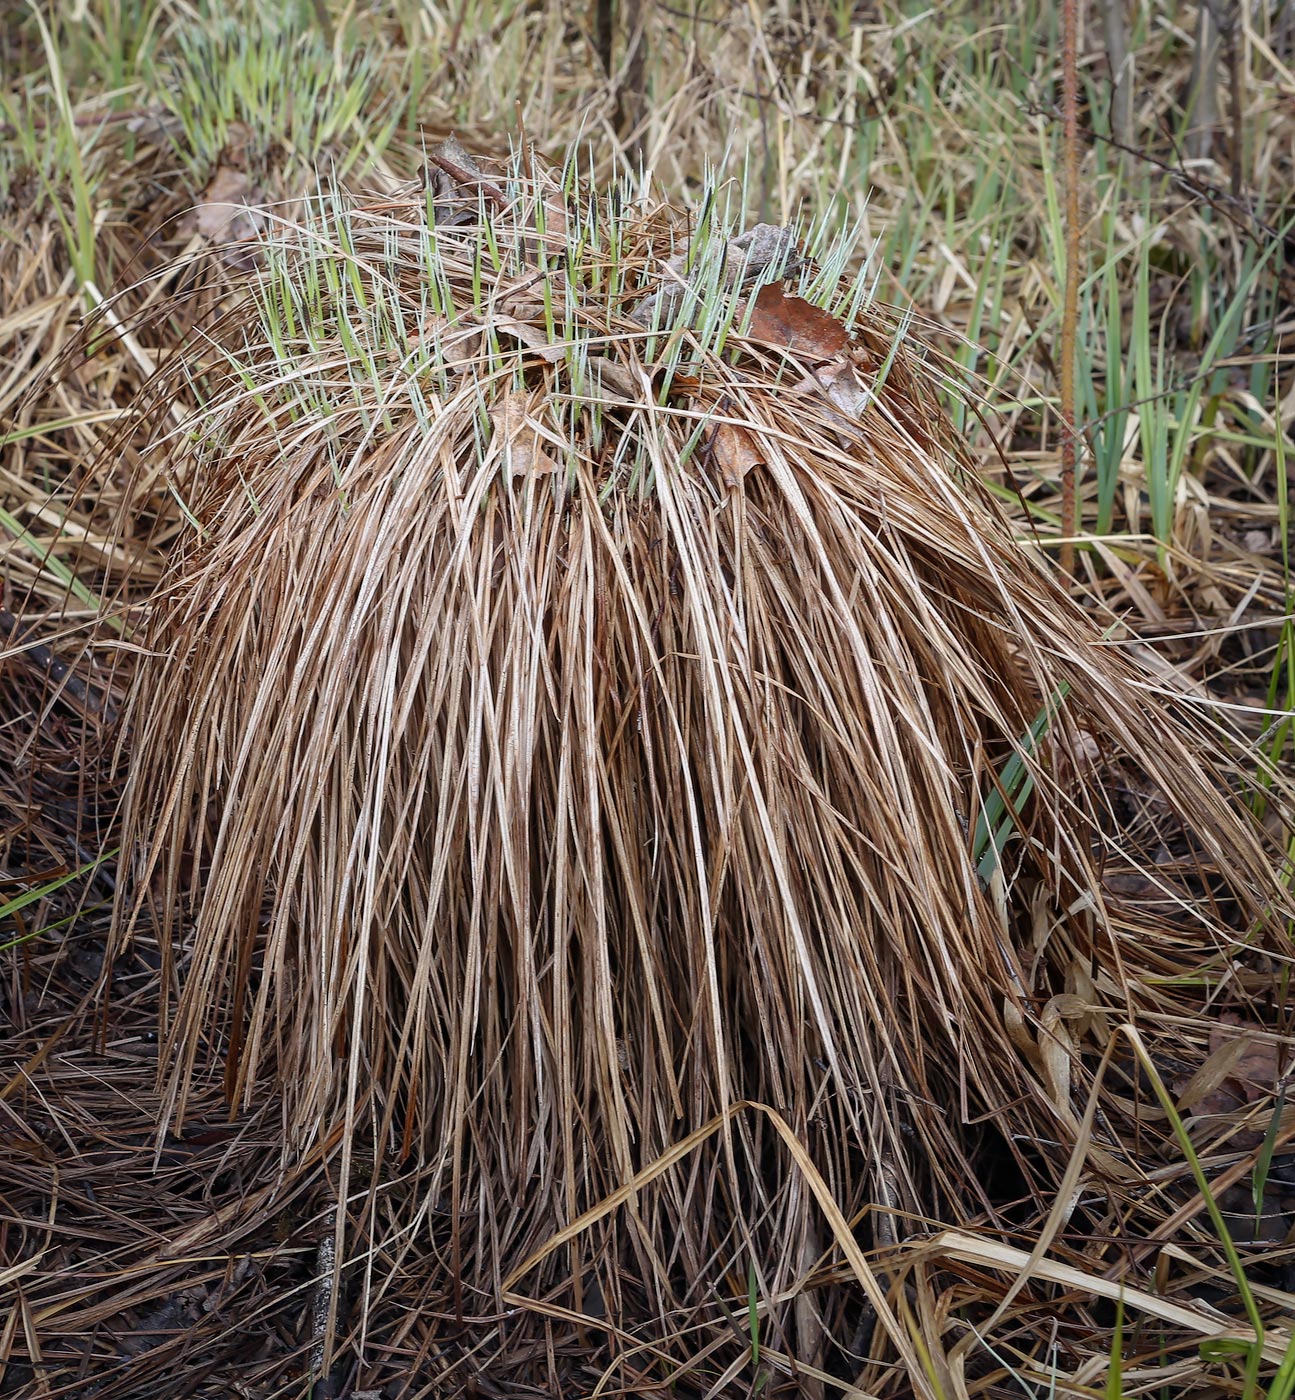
[4,2,1295,1394]
[96,151,1295,1391]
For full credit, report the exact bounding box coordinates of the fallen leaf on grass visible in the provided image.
[1207,1014,1280,1103]
[628,224,798,327]
[1175,1013,1281,1125]
[493,315,566,363]
[194,166,264,245]
[817,356,871,417]
[709,419,764,486]
[1176,1037,1252,1115]
[439,325,484,375]
[489,393,560,479]
[784,356,871,433]
[587,357,642,401]
[744,284,851,362]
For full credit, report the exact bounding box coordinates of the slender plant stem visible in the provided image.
[594,0,615,78]
[1059,0,1081,580]
[618,0,648,166]
[310,0,335,49]
[1223,2,1246,199]
[1100,0,1133,147]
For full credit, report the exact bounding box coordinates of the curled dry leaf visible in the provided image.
[744,284,851,362]
[439,324,484,374]
[220,120,256,172]
[489,392,560,479]
[1174,1013,1281,1132]
[1057,728,1102,784]
[195,167,264,245]
[784,358,869,435]
[493,315,566,363]
[587,357,641,401]
[125,107,182,148]
[728,223,799,285]
[817,356,871,418]
[1038,995,1077,1120]
[710,418,764,486]
[628,223,797,328]
[428,135,506,213]
[1207,1013,1281,1103]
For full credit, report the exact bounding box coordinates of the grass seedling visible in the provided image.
[973,687,1072,887]
[1105,1291,1125,1400]
[1125,1027,1270,1399]
[16,4,100,300]
[0,850,117,953]
[152,11,387,185]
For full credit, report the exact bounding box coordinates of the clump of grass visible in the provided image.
[2,7,102,297]
[109,144,1295,1384]
[4,4,1294,1388]
[151,7,393,185]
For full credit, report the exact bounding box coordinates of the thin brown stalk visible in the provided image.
[1222,0,1246,198]
[309,0,335,49]
[1059,0,1081,580]
[594,0,615,78]
[1186,0,1222,161]
[617,0,649,166]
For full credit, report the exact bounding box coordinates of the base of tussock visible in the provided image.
[88,147,1295,1394]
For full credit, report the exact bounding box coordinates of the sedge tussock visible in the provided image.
[111,147,1294,1380]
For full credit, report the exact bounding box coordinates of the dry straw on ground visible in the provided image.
[87,144,1295,1391]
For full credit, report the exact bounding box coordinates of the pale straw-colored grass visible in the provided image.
[105,148,1295,1387]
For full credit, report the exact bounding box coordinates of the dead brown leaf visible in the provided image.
[194,167,263,244]
[1209,1014,1280,1103]
[587,357,641,401]
[436,324,483,374]
[710,419,764,486]
[744,284,851,362]
[1176,1036,1252,1114]
[489,392,560,479]
[817,356,870,417]
[1176,1014,1282,1127]
[221,120,255,171]
[493,315,566,363]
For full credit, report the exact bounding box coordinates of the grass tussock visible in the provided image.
[4,1,1295,1393]
[106,146,1295,1384]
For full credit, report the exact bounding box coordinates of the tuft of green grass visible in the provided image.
[150,9,394,185]
[1104,1291,1125,1400]
[1253,391,1295,836]
[60,0,166,99]
[5,4,102,297]
[1128,1026,1280,1400]
[972,684,1071,888]
[0,849,117,952]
